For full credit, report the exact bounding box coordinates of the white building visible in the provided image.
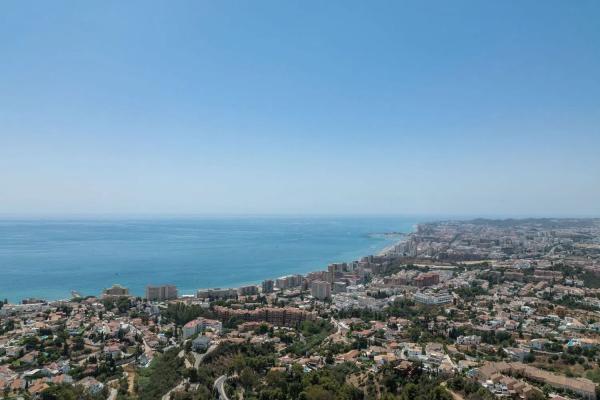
[413,291,452,305]
[182,317,223,339]
[456,335,481,345]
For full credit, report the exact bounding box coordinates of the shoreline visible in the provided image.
[376,224,418,256]
[376,235,406,256]
[1,220,418,303]
[189,232,406,296]
[57,234,402,302]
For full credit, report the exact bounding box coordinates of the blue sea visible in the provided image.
[0,216,418,302]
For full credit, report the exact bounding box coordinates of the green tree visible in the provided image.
[240,367,257,389]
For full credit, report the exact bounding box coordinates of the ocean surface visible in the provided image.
[0,216,418,302]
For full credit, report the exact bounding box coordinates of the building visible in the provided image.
[413,291,452,305]
[262,279,274,294]
[237,285,258,296]
[145,285,178,302]
[504,271,525,282]
[477,362,597,400]
[290,274,304,287]
[77,377,104,395]
[383,271,414,286]
[306,271,329,282]
[328,263,347,283]
[192,336,211,352]
[182,317,222,339]
[213,306,314,328]
[413,272,440,287]
[275,277,289,290]
[275,275,304,290]
[196,288,236,300]
[310,280,331,300]
[532,269,563,282]
[333,281,347,293]
[456,335,481,346]
[102,284,129,298]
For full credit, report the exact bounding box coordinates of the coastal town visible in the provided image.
[2,218,600,400]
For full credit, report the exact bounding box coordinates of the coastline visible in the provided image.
[377,243,398,257]
[0,217,418,302]
[376,234,406,256]
[190,232,406,297]
[376,224,418,256]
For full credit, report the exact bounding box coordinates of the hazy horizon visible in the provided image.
[2,1,599,216]
[0,212,598,220]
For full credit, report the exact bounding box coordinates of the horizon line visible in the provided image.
[0,212,599,220]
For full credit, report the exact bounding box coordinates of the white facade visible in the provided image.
[413,291,452,305]
[183,317,223,339]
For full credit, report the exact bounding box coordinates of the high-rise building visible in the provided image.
[306,271,328,282]
[237,285,258,296]
[196,288,236,299]
[333,281,347,293]
[262,279,274,294]
[289,274,304,287]
[145,285,178,301]
[102,284,129,297]
[310,280,331,300]
[327,263,347,283]
[275,277,289,290]
[274,275,304,290]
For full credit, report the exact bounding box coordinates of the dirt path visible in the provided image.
[441,381,465,400]
[123,365,137,395]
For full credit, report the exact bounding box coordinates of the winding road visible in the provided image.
[214,375,230,400]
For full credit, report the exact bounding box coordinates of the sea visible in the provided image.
[0,216,420,302]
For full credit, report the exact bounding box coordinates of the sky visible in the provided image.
[1,0,599,217]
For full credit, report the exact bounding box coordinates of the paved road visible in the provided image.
[107,388,118,400]
[193,344,218,369]
[214,375,230,400]
[161,343,220,400]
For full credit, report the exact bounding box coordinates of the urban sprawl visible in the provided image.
[2,218,600,400]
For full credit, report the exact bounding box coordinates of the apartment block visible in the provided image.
[145,285,178,301]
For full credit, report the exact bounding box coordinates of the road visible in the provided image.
[107,388,117,400]
[329,317,350,344]
[441,381,465,400]
[161,379,188,400]
[193,344,218,369]
[214,375,230,400]
[330,317,341,335]
[159,344,220,400]
[157,342,221,400]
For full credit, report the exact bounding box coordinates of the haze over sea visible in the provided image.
[0,216,419,302]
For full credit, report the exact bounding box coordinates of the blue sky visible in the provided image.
[1,1,599,216]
